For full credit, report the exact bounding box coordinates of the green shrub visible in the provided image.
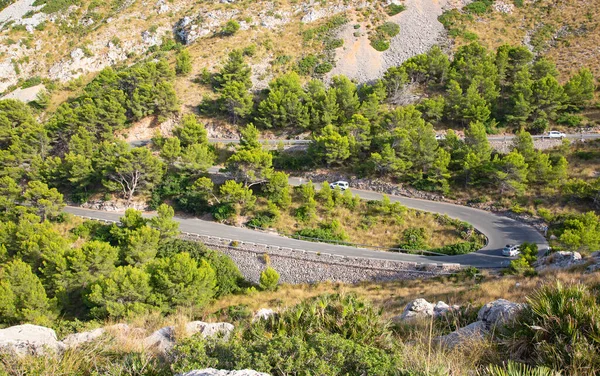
[21,76,41,89]
[324,38,344,50]
[295,221,348,242]
[502,283,600,373]
[314,62,333,74]
[429,242,478,255]
[398,227,427,250]
[370,39,390,51]
[464,0,493,14]
[212,203,236,222]
[296,54,319,75]
[272,54,292,65]
[217,304,252,321]
[526,118,549,134]
[386,4,407,16]
[247,214,276,229]
[242,44,256,56]
[556,113,583,127]
[222,20,240,36]
[377,22,400,37]
[259,266,279,291]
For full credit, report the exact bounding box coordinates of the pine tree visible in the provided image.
[331,76,360,124]
[147,253,216,311]
[150,204,180,239]
[564,68,595,109]
[160,137,182,165]
[175,49,192,76]
[219,80,253,124]
[312,124,351,166]
[493,151,529,195]
[266,171,292,209]
[256,72,310,129]
[214,50,252,90]
[174,114,209,147]
[87,265,154,319]
[0,259,51,324]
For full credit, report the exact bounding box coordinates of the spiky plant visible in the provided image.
[502,282,600,374]
[485,361,557,376]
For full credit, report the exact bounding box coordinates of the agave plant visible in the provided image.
[485,361,558,376]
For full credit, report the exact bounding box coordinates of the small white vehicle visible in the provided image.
[547,131,567,139]
[502,244,520,257]
[329,181,349,191]
[435,134,445,141]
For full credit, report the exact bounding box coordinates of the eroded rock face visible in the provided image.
[435,320,487,349]
[0,324,65,357]
[477,299,526,328]
[535,251,584,271]
[62,328,105,348]
[178,369,270,376]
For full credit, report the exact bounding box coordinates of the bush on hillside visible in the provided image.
[501,282,600,373]
[259,267,280,291]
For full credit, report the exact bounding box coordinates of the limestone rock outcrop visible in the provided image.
[0,324,65,357]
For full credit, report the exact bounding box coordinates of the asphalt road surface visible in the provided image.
[65,180,548,269]
[209,133,600,144]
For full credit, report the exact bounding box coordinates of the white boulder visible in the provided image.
[435,320,487,349]
[62,328,105,348]
[399,298,434,320]
[144,326,175,353]
[477,299,526,328]
[185,322,234,340]
[144,322,234,354]
[252,309,275,322]
[397,299,458,321]
[0,324,65,357]
[178,369,270,376]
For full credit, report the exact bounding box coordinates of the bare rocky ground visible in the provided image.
[328,0,470,83]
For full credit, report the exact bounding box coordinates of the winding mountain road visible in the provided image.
[208,132,600,145]
[65,176,548,269]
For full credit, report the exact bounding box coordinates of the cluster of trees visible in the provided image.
[0,185,244,324]
[204,44,591,196]
[211,43,595,134]
[0,59,180,202]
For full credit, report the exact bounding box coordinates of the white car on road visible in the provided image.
[435,134,445,141]
[329,181,349,191]
[546,131,567,139]
[502,244,520,257]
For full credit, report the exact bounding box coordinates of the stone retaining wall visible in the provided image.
[180,233,460,284]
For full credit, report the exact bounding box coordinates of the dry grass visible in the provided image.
[249,191,468,250]
[206,269,600,321]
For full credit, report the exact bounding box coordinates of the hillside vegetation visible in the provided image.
[1,0,600,375]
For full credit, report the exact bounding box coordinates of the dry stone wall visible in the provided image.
[180,233,460,284]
